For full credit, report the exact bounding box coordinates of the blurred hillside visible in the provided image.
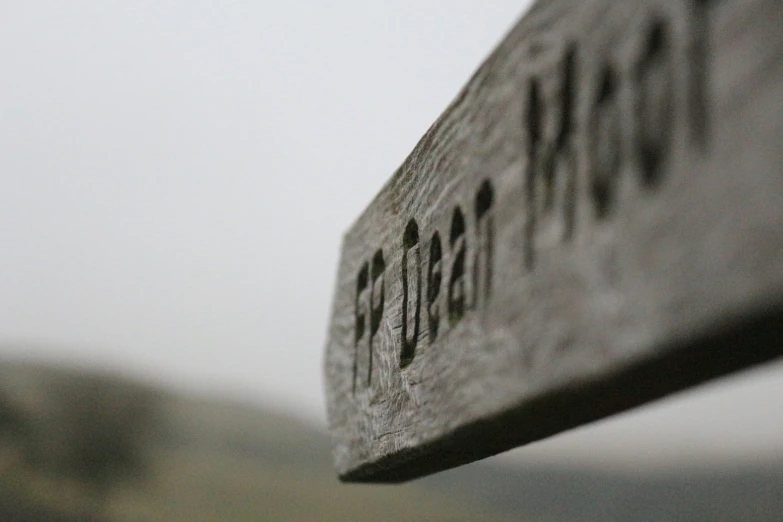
[0,359,781,521]
[0,360,501,522]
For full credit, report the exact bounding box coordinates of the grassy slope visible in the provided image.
[0,361,512,522]
[2,360,783,521]
[105,396,509,522]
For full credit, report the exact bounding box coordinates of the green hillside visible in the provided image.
[1,360,782,521]
[0,361,511,522]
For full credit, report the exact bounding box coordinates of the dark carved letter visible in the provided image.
[555,47,578,238]
[690,0,711,148]
[524,77,544,270]
[635,19,674,188]
[427,232,443,341]
[366,250,385,387]
[448,207,467,326]
[353,262,369,394]
[523,46,577,269]
[588,65,623,219]
[473,180,494,309]
[401,220,421,368]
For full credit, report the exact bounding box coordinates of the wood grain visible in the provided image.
[324,0,783,483]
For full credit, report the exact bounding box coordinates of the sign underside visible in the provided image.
[324,0,783,483]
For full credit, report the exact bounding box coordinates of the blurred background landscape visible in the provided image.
[1,1,782,520]
[1,359,782,521]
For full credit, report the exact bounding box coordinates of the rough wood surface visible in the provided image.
[324,0,783,483]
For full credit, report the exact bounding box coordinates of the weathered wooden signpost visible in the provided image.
[324,0,783,483]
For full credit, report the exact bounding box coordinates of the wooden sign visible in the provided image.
[324,0,783,483]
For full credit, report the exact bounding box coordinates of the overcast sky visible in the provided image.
[1,1,781,470]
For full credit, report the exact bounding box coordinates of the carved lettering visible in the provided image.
[556,47,578,240]
[332,0,730,482]
[353,262,369,395]
[473,180,494,308]
[400,220,421,368]
[690,0,711,147]
[352,251,385,392]
[369,250,385,386]
[427,232,443,342]
[635,19,675,187]
[448,208,467,326]
[524,76,544,270]
[524,47,578,269]
[349,2,712,387]
[588,64,623,219]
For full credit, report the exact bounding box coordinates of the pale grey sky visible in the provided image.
[1,1,781,470]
